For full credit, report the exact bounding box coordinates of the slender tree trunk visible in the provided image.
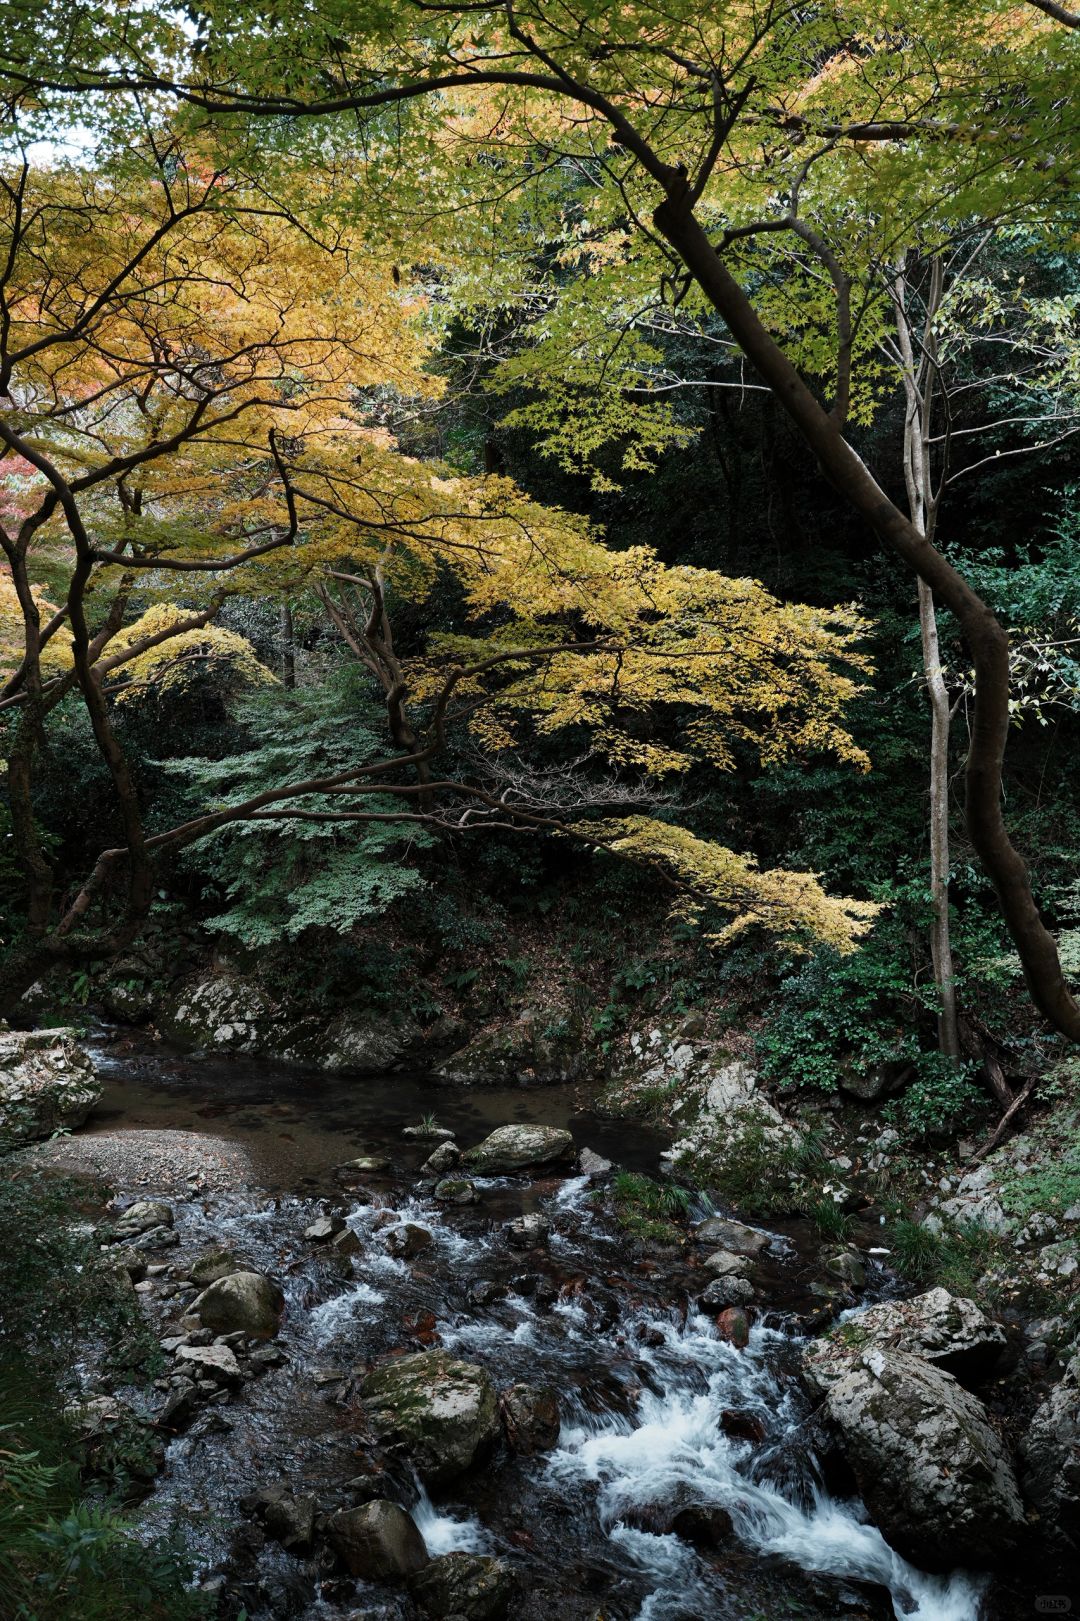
[281,603,296,689]
[918,580,961,1056]
[652,186,1080,1041]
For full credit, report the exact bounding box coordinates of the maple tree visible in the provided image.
[0,111,883,1002]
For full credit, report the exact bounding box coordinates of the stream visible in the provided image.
[74,1033,994,1621]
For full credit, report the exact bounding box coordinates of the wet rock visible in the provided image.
[342,1155,391,1173]
[185,1270,285,1339]
[506,1213,551,1249]
[176,1343,243,1385]
[304,1214,346,1243]
[462,1124,574,1175]
[329,1226,364,1260]
[114,1199,173,1238]
[421,1141,461,1176]
[467,1279,506,1309]
[578,1148,613,1179]
[499,1382,560,1453]
[820,1346,1024,1566]
[157,1380,199,1432]
[670,1503,734,1549]
[0,1028,101,1143]
[117,1252,148,1283]
[715,1307,750,1348]
[360,1350,499,1485]
[699,1276,753,1310]
[720,1409,767,1444]
[385,1222,435,1259]
[409,1551,515,1619]
[249,1344,286,1370]
[138,1224,180,1251]
[692,1217,768,1256]
[263,1494,317,1555]
[434,1178,479,1205]
[1019,1355,1080,1549]
[804,1288,1007,1394]
[823,1249,866,1289]
[702,1249,750,1278]
[404,1122,456,1142]
[327,1499,429,1579]
[189,1248,244,1286]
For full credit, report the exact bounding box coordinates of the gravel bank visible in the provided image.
[23,1127,261,1193]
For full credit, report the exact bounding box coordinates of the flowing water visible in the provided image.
[72,1033,996,1621]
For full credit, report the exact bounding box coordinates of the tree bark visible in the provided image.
[652,185,1080,1041]
[918,580,961,1056]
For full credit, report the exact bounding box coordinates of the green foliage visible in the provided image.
[167,667,432,946]
[610,1171,690,1243]
[882,1055,984,1142]
[888,1217,1004,1296]
[807,1199,855,1243]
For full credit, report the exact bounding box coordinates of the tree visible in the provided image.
[0,128,880,1003]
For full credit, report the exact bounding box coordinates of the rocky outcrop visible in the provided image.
[817,1345,1024,1567]
[0,1028,100,1144]
[327,1499,429,1579]
[1020,1354,1080,1549]
[692,1216,768,1256]
[184,1270,284,1339]
[805,1289,1005,1393]
[436,1008,582,1086]
[157,972,415,1072]
[359,1351,499,1485]
[409,1551,515,1619]
[462,1124,574,1175]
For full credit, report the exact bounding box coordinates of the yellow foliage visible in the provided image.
[106,606,275,702]
[0,571,72,679]
[585,817,881,954]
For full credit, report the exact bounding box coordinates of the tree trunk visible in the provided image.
[281,603,296,689]
[919,580,960,1056]
[652,186,1080,1041]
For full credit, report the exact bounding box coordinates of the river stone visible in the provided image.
[409,1551,514,1619]
[692,1217,768,1256]
[462,1124,574,1175]
[263,1494,317,1555]
[821,1346,1024,1567]
[185,1270,285,1339]
[434,1178,479,1205]
[579,1147,613,1179]
[189,1248,244,1286]
[805,1287,1007,1394]
[329,1226,363,1259]
[303,1214,345,1243]
[702,1249,750,1277]
[360,1351,499,1485]
[342,1155,391,1173]
[1019,1354,1080,1549]
[327,1499,429,1579]
[404,1123,456,1142]
[422,1140,461,1175]
[114,1199,173,1238]
[699,1275,753,1309]
[385,1222,435,1259]
[715,1307,750,1348]
[0,1028,101,1144]
[176,1343,242,1385]
[506,1213,551,1249]
[499,1382,560,1453]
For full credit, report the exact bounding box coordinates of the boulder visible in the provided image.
[702,1249,750,1277]
[462,1125,574,1175]
[326,1499,429,1579]
[189,1248,244,1285]
[303,1214,345,1243]
[1020,1355,1080,1549]
[820,1346,1024,1567]
[319,1012,415,1073]
[692,1217,768,1256]
[578,1147,613,1178]
[805,1288,1007,1394]
[0,1028,100,1144]
[262,1494,317,1555]
[506,1213,551,1249]
[434,1178,479,1205]
[185,1270,284,1339]
[715,1307,750,1348]
[385,1223,435,1260]
[329,1226,363,1260]
[699,1276,753,1310]
[499,1383,560,1454]
[436,1009,581,1086]
[823,1249,866,1290]
[114,1199,174,1238]
[157,974,276,1054]
[176,1343,242,1386]
[421,1140,461,1176]
[409,1551,515,1619]
[360,1351,499,1485]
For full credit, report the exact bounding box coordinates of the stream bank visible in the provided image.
[7,1027,1076,1620]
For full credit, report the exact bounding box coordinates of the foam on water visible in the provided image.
[308,1280,386,1343]
[548,1312,987,1621]
[412,1484,491,1556]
